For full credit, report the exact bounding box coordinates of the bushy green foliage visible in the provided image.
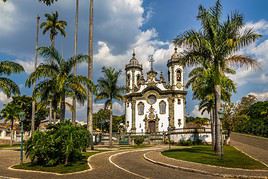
[134,136,144,146]
[235,101,268,137]
[179,139,203,146]
[179,139,193,146]
[25,121,90,166]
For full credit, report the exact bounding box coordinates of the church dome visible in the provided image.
[170,47,181,61]
[167,47,182,67]
[129,52,139,65]
[125,51,143,70]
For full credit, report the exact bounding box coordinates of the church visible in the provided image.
[125,47,187,134]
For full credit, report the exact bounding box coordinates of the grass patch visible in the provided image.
[0,144,20,149]
[162,145,268,170]
[12,152,98,174]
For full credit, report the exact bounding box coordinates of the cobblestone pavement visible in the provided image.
[231,133,268,165]
[0,147,222,179]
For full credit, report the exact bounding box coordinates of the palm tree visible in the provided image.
[174,0,260,156]
[95,67,124,148]
[187,65,236,150]
[72,0,79,124]
[40,11,67,122]
[40,11,67,47]
[26,47,95,121]
[38,0,58,6]
[87,0,94,150]
[0,61,24,97]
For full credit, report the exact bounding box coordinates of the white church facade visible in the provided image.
[125,48,187,134]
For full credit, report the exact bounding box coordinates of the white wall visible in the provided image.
[174,98,185,129]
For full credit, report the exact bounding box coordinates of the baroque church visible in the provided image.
[125,48,187,134]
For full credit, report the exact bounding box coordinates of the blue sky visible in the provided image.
[0,0,268,120]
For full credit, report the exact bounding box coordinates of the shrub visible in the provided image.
[179,139,193,146]
[134,136,144,146]
[25,121,91,166]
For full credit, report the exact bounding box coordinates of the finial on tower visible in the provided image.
[132,49,135,57]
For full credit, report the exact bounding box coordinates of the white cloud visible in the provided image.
[15,59,40,74]
[0,92,12,104]
[243,20,268,35]
[248,92,268,101]
[0,1,18,36]
[191,105,210,118]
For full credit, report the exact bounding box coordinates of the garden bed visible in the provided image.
[162,145,268,169]
[12,152,98,174]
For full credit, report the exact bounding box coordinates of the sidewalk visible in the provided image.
[144,150,268,179]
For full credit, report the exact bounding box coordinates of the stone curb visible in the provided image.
[7,150,114,176]
[143,151,268,179]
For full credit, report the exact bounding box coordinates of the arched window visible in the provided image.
[138,102,144,115]
[176,69,181,82]
[127,74,130,86]
[137,74,140,86]
[159,100,166,114]
[168,70,170,83]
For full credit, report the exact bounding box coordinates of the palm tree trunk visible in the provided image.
[10,119,14,146]
[212,108,216,151]
[72,0,79,124]
[214,84,223,157]
[109,100,113,148]
[60,93,66,121]
[53,111,56,123]
[87,0,94,150]
[49,100,53,123]
[210,110,215,150]
[31,16,40,133]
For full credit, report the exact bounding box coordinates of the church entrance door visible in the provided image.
[148,121,156,133]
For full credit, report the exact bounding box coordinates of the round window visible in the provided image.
[148,95,156,105]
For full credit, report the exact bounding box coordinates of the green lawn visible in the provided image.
[13,152,98,174]
[162,145,268,169]
[0,144,20,149]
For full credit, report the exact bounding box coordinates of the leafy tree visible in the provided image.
[0,96,48,135]
[0,61,24,97]
[40,11,67,47]
[26,47,95,121]
[113,115,125,132]
[93,109,110,132]
[95,67,124,147]
[174,0,260,156]
[0,102,19,146]
[234,100,268,137]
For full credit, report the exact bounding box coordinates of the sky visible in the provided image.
[0,0,268,121]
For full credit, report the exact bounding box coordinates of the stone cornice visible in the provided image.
[124,86,187,98]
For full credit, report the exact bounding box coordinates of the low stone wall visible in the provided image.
[170,133,212,144]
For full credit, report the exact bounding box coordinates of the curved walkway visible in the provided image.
[1,147,222,179]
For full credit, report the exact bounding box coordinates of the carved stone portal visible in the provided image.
[144,106,159,133]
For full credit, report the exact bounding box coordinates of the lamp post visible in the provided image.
[19,112,25,164]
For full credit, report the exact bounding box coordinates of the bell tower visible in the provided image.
[125,51,143,93]
[167,47,184,90]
